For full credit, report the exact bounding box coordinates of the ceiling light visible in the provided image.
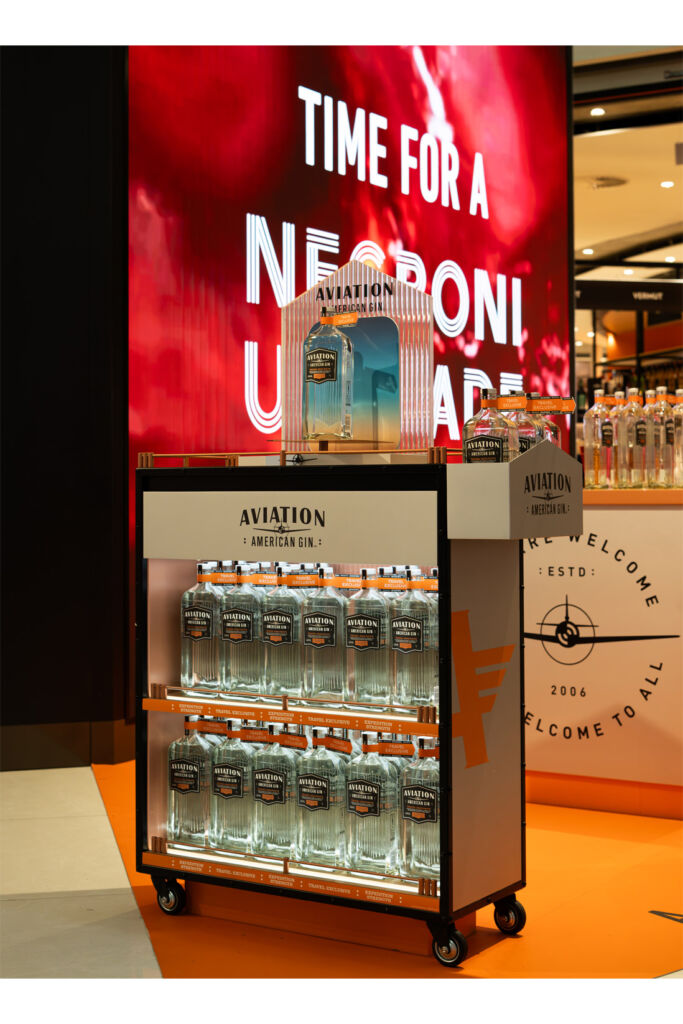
[582,248,594,255]
[576,341,583,347]
[624,268,634,275]
[587,331,595,338]
[574,326,578,332]
[660,181,674,188]
[607,334,615,347]
[590,107,605,117]
[665,256,676,263]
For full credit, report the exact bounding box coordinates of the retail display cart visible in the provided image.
[136,444,582,966]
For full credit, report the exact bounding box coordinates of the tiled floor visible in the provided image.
[0,767,161,978]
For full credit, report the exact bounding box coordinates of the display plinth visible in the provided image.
[136,459,584,966]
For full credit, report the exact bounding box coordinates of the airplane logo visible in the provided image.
[525,595,679,666]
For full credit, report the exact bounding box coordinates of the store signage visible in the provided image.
[575,278,683,313]
[129,45,570,501]
[524,507,682,786]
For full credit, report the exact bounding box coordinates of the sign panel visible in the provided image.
[143,489,437,565]
[524,506,683,786]
[446,443,583,540]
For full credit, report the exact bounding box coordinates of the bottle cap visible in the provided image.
[656,385,667,395]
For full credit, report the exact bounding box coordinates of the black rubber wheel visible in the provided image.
[157,880,186,916]
[493,897,526,935]
[432,928,468,967]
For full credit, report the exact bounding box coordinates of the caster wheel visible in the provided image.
[157,880,186,916]
[432,928,468,967]
[493,897,526,935]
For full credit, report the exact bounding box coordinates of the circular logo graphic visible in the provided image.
[537,598,596,665]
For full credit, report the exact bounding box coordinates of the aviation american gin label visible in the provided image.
[297,773,330,811]
[169,759,200,793]
[212,763,244,799]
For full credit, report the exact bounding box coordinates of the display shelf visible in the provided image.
[583,487,683,507]
[143,686,439,737]
[141,847,438,911]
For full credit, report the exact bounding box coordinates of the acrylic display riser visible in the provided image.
[136,444,583,967]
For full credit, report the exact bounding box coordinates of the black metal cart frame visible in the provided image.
[135,462,532,965]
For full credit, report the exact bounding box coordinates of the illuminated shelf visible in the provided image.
[142,844,439,911]
[142,685,439,737]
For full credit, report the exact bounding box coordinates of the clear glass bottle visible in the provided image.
[582,390,610,488]
[302,568,346,706]
[400,739,440,879]
[209,720,253,852]
[302,307,354,440]
[263,567,303,698]
[167,719,212,845]
[647,386,674,488]
[296,729,346,867]
[539,396,561,445]
[610,392,625,488]
[498,391,539,454]
[674,388,683,488]
[218,565,264,698]
[525,393,545,441]
[180,561,220,690]
[617,388,645,489]
[346,568,392,709]
[345,733,398,876]
[391,570,435,708]
[252,725,297,859]
[462,388,518,463]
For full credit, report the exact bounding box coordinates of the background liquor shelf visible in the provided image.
[137,457,583,966]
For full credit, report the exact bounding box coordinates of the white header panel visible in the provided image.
[143,489,438,566]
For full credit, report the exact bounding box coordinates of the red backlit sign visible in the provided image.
[129,45,570,488]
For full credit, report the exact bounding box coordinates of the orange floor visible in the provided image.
[92,761,683,978]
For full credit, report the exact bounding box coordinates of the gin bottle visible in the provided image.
[167,719,212,845]
[252,725,297,859]
[400,739,440,879]
[582,390,609,488]
[263,568,303,698]
[609,392,625,488]
[219,565,264,698]
[617,388,645,488]
[302,569,346,706]
[463,388,518,463]
[209,720,253,852]
[346,569,392,709]
[345,733,398,875]
[302,307,354,441]
[674,388,683,487]
[498,392,539,454]
[180,561,220,690]
[647,386,674,487]
[296,730,346,867]
[391,570,435,707]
